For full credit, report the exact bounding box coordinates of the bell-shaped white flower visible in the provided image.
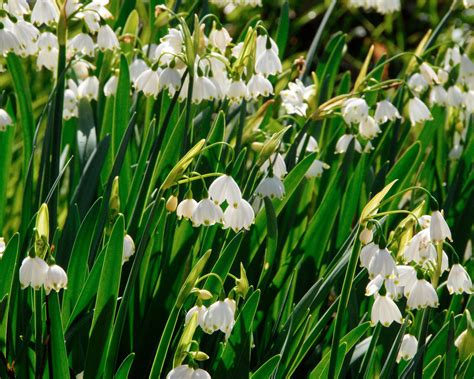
[227,79,248,104]
[256,34,278,58]
[366,275,401,299]
[247,74,273,99]
[359,116,381,140]
[135,68,160,98]
[375,0,401,14]
[460,54,474,85]
[129,59,148,82]
[360,242,379,268]
[223,199,255,232]
[429,86,448,106]
[371,294,403,327]
[368,247,398,279]
[192,74,217,103]
[280,79,314,116]
[397,334,418,363]
[31,0,59,26]
[0,237,6,258]
[408,97,432,126]
[202,298,236,339]
[255,47,282,76]
[166,365,211,379]
[305,160,329,179]
[209,26,232,53]
[104,75,118,97]
[359,228,373,245]
[78,76,100,101]
[208,175,242,206]
[122,234,135,263]
[297,134,319,157]
[177,198,198,220]
[0,27,20,56]
[430,210,452,243]
[374,100,401,124]
[403,229,432,263]
[63,87,78,120]
[97,24,119,51]
[19,256,49,290]
[44,264,68,295]
[185,304,207,329]
[447,264,472,294]
[11,19,40,50]
[446,86,464,107]
[407,279,438,309]
[159,66,182,95]
[407,73,428,94]
[335,134,362,154]
[342,98,369,124]
[255,175,285,199]
[260,153,287,179]
[0,108,13,130]
[69,33,95,57]
[7,0,31,17]
[191,198,224,227]
[465,90,474,113]
[419,62,439,85]
[396,265,417,297]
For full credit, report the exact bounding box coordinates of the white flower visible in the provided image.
[44,264,68,295]
[407,279,438,309]
[465,91,474,113]
[464,0,474,7]
[255,47,282,76]
[359,116,381,140]
[360,242,378,268]
[31,0,59,26]
[202,298,236,339]
[0,237,5,257]
[371,294,403,327]
[403,229,433,263]
[223,199,255,232]
[305,160,329,179]
[191,74,217,103]
[374,100,401,123]
[366,276,401,299]
[260,153,287,179]
[408,73,428,94]
[446,86,464,107]
[7,0,31,17]
[396,265,417,297]
[69,33,95,57]
[159,67,181,95]
[104,75,118,97]
[419,62,439,85]
[166,365,211,379]
[280,79,314,116]
[374,0,401,14]
[191,198,224,227]
[129,59,148,82]
[335,134,362,154]
[208,175,242,206]
[19,256,49,290]
[256,35,278,58]
[185,304,207,329]
[11,20,40,50]
[72,60,92,80]
[429,86,448,106]
[408,97,432,126]
[0,27,20,56]
[177,198,198,220]
[397,334,418,363]
[255,176,285,199]
[135,68,160,98]
[342,98,369,124]
[430,210,451,243]
[122,234,135,263]
[78,76,100,101]
[0,108,13,130]
[97,25,119,51]
[447,264,472,294]
[63,87,78,120]
[247,74,273,99]
[227,79,248,103]
[460,54,474,85]
[209,26,232,53]
[368,247,398,279]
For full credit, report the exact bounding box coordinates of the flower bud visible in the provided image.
[359,227,374,245]
[189,351,209,361]
[235,263,249,298]
[455,310,474,361]
[35,203,50,258]
[197,289,213,300]
[166,195,178,212]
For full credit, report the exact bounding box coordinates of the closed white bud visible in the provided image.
[359,227,373,245]
[122,234,135,263]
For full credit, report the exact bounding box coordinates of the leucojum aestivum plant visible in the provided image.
[0,0,472,378]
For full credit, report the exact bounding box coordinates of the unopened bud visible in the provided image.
[166,195,178,212]
[455,310,474,361]
[197,289,212,300]
[235,263,249,298]
[189,351,209,361]
[359,227,373,245]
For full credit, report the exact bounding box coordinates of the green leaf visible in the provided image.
[114,353,135,379]
[423,355,442,379]
[275,0,289,58]
[0,104,14,230]
[251,355,281,379]
[84,215,124,377]
[48,292,70,378]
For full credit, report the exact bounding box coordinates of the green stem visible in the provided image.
[235,99,246,154]
[432,242,444,288]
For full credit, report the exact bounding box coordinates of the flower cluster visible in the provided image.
[210,0,262,7]
[348,0,401,15]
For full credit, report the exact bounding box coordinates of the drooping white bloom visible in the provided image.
[447,264,472,294]
[368,247,398,279]
[104,75,118,97]
[44,264,68,295]
[408,73,428,94]
[192,74,217,103]
[192,198,224,227]
[403,229,433,263]
[185,304,207,329]
[0,109,13,130]
[335,134,362,154]
[209,26,232,53]
[465,91,474,113]
[305,160,330,179]
[408,97,432,126]
[0,27,20,56]
[31,0,59,26]
[19,256,49,290]
[430,210,452,243]
[460,54,474,85]
[342,98,369,124]
[429,86,448,106]
[256,34,278,58]
[202,298,236,339]
[63,81,79,120]
[159,67,181,95]
[177,198,198,220]
[0,237,6,258]
[68,33,95,57]
[366,276,401,299]
[247,74,273,99]
[396,265,417,297]
[407,279,439,309]
[97,25,119,51]
[446,86,464,107]
[255,176,285,199]
[360,242,379,269]
[374,100,401,123]
[208,175,242,206]
[129,59,148,82]
[227,79,248,104]
[223,199,255,232]
[78,76,100,101]
[255,46,282,76]
[397,334,418,363]
[11,19,40,51]
[359,116,381,140]
[280,79,314,116]
[374,0,401,14]
[260,153,287,179]
[419,62,439,85]
[135,68,160,98]
[166,365,211,379]
[464,0,474,7]
[371,294,403,327]
[6,0,31,17]
[122,234,135,263]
